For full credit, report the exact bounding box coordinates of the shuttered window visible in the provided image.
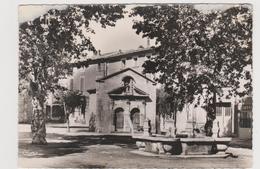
[80,77,84,92]
[240,111,252,128]
[69,79,73,90]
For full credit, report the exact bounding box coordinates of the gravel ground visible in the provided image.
[18,124,253,168]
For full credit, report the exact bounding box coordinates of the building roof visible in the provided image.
[96,67,156,84]
[72,47,155,67]
[92,47,153,61]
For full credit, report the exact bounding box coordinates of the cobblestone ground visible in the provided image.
[18,124,253,168]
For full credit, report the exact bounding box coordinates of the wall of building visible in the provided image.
[71,52,155,93]
[72,64,97,92]
[70,49,157,132]
[106,56,146,75]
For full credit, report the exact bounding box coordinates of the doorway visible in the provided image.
[114,107,124,131]
[130,108,140,130]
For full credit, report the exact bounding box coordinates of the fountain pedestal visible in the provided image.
[180,137,216,155]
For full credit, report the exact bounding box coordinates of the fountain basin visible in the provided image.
[133,135,181,154]
[180,137,231,155]
[132,135,232,156]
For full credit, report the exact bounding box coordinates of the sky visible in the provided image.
[18,4,238,54]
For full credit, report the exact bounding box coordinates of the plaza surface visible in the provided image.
[18,124,253,168]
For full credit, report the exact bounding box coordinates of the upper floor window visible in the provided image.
[98,63,103,72]
[133,57,138,67]
[80,77,84,92]
[121,59,126,69]
[69,79,73,90]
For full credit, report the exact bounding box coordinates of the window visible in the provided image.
[215,102,231,116]
[69,79,73,90]
[242,104,252,111]
[133,57,138,67]
[98,63,104,72]
[225,107,231,116]
[98,63,101,72]
[80,77,84,92]
[98,62,107,76]
[104,62,108,76]
[121,59,126,68]
[216,106,222,116]
[240,111,252,128]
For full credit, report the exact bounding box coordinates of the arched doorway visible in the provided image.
[114,107,124,131]
[130,108,140,130]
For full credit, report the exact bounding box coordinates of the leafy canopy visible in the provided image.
[19,5,125,100]
[131,5,252,112]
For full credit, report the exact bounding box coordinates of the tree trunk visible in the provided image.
[67,117,70,132]
[174,106,177,135]
[204,89,217,136]
[63,102,70,132]
[31,97,47,144]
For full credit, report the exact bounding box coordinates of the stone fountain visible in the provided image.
[132,105,232,157]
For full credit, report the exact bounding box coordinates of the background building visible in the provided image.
[70,47,157,133]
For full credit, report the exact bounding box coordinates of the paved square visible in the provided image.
[18,124,252,168]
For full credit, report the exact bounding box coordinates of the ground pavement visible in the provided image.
[18,124,253,168]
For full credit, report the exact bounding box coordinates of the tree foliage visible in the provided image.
[19,5,125,99]
[19,5,125,144]
[131,5,252,114]
[61,90,85,113]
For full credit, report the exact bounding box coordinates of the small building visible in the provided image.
[70,47,157,133]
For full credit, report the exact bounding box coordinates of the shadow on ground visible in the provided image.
[77,164,106,168]
[19,141,87,158]
[19,132,136,158]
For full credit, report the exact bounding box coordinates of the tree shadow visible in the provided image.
[19,141,87,158]
[62,135,137,149]
[19,134,137,158]
[77,164,106,168]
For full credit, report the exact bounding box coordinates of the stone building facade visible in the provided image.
[70,48,157,133]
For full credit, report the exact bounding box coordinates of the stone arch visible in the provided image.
[130,107,140,130]
[114,107,124,131]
